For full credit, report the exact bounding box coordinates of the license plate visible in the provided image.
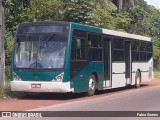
[31,84,41,88]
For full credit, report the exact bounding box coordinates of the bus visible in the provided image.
[11,21,153,96]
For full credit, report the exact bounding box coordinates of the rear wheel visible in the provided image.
[135,71,141,88]
[87,75,96,96]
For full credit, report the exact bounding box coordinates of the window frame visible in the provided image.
[87,33,103,62]
[131,40,140,62]
[139,41,147,62]
[131,40,153,62]
[112,37,125,62]
[71,29,87,61]
[146,42,153,61]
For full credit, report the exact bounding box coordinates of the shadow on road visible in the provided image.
[17,84,149,101]
[96,84,148,95]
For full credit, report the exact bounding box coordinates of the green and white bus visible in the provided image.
[11,21,153,96]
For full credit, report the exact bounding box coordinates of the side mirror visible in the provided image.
[76,39,81,49]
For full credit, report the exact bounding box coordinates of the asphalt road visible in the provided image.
[31,85,160,111]
[2,82,160,120]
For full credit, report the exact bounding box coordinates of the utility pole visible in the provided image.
[0,0,5,88]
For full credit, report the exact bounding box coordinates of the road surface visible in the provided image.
[31,83,160,111]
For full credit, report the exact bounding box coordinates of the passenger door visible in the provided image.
[103,37,111,87]
[125,41,131,84]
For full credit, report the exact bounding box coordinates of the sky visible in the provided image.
[144,0,160,9]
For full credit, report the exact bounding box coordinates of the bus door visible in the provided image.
[103,38,111,87]
[125,41,131,84]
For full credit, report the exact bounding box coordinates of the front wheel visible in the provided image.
[135,71,141,88]
[86,75,96,96]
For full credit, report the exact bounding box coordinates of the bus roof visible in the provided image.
[19,21,151,41]
[102,29,151,41]
[71,22,151,41]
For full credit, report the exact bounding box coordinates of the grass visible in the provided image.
[154,71,160,79]
[0,80,12,100]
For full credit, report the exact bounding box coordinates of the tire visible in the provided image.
[135,71,141,88]
[86,75,96,96]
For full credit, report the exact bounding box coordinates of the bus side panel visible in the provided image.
[71,62,104,93]
[138,62,148,81]
[112,63,126,88]
[139,58,153,82]
[132,58,153,85]
[131,62,139,85]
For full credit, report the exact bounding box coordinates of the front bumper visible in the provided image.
[11,81,74,93]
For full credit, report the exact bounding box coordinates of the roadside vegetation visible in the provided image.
[154,71,160,79]
[1,0,160,99]
[0,80,13,100]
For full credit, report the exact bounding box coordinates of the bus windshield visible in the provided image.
[14,34,67,69]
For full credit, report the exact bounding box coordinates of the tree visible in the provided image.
[5,0,63,34]
[111,0,136,12]
[62,0,128,30]
[126,5,150,35]
[22,0,63,21]
[5,0,29,34]
[63,0,95,24]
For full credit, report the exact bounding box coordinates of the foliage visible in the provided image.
[153,38,160,69]
[62,0,129,31]
[63,0,95,24]
[112,12,131,31]
[5,36,14,66]
[126,5,149,35]
[5,65,11,80]
[5,0,63,34]
[5,36,14,80]
[5,0,29,34]
[154,71,160,79]
[0,80,12,99]
[22,0,63,22]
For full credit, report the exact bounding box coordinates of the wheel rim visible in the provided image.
[89,77,95,93]
[137,76,140,85]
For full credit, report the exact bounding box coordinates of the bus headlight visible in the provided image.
[56,76,63,81]
[53,72,64,82]
[13,72,22,81]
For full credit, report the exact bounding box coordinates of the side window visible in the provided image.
[140,52,146,61]
[140,42,146,51]
[88,34,102,47]
[147,42,152,52]
[88,34,102,62]
[132,41,152,62]
[147,42,153,61]
[139,41,147,61]
[131,40,139,61]
[132,41,139,51]
[113,39,123,49]
[71,30,86,60]
[132,51,139,61]
[113,38,124,61]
